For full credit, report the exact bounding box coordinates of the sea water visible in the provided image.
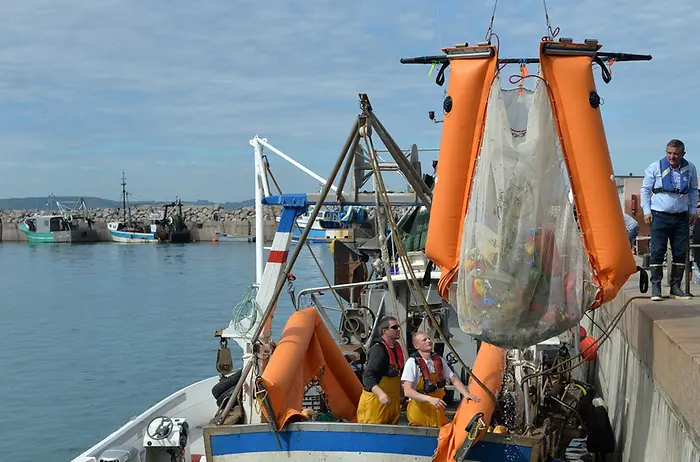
[0,242,335,462]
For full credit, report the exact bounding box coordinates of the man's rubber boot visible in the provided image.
[650,266,663,301]
[669,264,693,300]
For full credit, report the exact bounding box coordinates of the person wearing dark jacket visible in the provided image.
[356,316,404,424]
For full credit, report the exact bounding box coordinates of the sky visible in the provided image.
[0,0,697,203]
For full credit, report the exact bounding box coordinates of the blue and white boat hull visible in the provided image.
[204,423,544,462]
[109,229,158,243]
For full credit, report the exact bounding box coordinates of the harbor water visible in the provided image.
[0,241,335,462]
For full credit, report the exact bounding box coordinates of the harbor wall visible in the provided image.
[589,269,700,461]
[0,205,280,242]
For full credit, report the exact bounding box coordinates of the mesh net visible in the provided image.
[454,75,599,349]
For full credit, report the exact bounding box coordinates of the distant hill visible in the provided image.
[0,196,255,211]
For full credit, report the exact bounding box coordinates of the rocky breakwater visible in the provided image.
[0,205,281,242]
[87,204,281,225]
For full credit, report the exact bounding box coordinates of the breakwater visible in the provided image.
[0,205,280,242]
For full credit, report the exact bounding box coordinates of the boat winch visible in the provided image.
[142,416,190,462]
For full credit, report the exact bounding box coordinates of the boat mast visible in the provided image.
[121,171,127,224]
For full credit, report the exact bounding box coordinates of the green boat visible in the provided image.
[18,197,99,244]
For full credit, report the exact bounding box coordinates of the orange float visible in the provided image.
[538,40,637,307]
[257,307,363,428]
[433,343,506,461]
[425,45,499,298]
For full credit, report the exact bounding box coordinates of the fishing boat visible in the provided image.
[156,199,193,243]
[107,173,158,243]
[107,173,193,244]
[71,34,652,462]
[18,195,98,244]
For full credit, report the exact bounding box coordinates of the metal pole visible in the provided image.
[252,138,265,284]
[258,138,338,192]
[216,118,359,425]
[399,52,653,65]
[335,132,360,202]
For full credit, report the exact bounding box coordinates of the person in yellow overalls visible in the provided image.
[356,316,404,424]
[401,331,479,427]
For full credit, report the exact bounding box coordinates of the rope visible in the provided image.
[363,124,498,404]
[229,286,263,340]
[484,0,499,41]
[434,0,443,50]
[541,0,555,39]
[508,73,547,86]
[361,128,406,357]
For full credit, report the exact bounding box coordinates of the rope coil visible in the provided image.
[229,286,263,340]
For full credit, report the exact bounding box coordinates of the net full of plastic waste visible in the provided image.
[454,76,599,350]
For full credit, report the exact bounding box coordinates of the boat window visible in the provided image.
[50,217,64,232]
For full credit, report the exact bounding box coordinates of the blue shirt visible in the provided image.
[623,213,639,232]
[641,159,699,215]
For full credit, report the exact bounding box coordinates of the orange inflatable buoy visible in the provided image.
[538,40,637,307]
[425,44,499,297]
[258,307,363,428]
[433,343,505,461]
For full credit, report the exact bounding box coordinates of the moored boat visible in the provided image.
[18,196,98,244]
[107,172,159,243]
[107,173,193,244]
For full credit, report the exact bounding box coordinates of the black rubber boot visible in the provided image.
[669,264,693,300]
[650,266,663,301]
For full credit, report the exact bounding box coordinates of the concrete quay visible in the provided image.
[589,262,700,461]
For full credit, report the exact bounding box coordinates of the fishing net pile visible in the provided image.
[455,76,599,349]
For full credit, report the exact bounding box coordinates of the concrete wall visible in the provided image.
[589,273,700,461]
[0,219,279,243]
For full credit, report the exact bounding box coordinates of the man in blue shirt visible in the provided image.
[641,139,699,301]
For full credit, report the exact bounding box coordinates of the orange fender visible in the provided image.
[539,41,637,307]
[259,307,363,428]
[433,343,506,461]
[424,45,498,298]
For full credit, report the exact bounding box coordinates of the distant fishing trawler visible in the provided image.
[107,172,193,244]
[18,195,98,244]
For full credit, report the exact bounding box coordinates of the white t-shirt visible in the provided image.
[401,355,454,389]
